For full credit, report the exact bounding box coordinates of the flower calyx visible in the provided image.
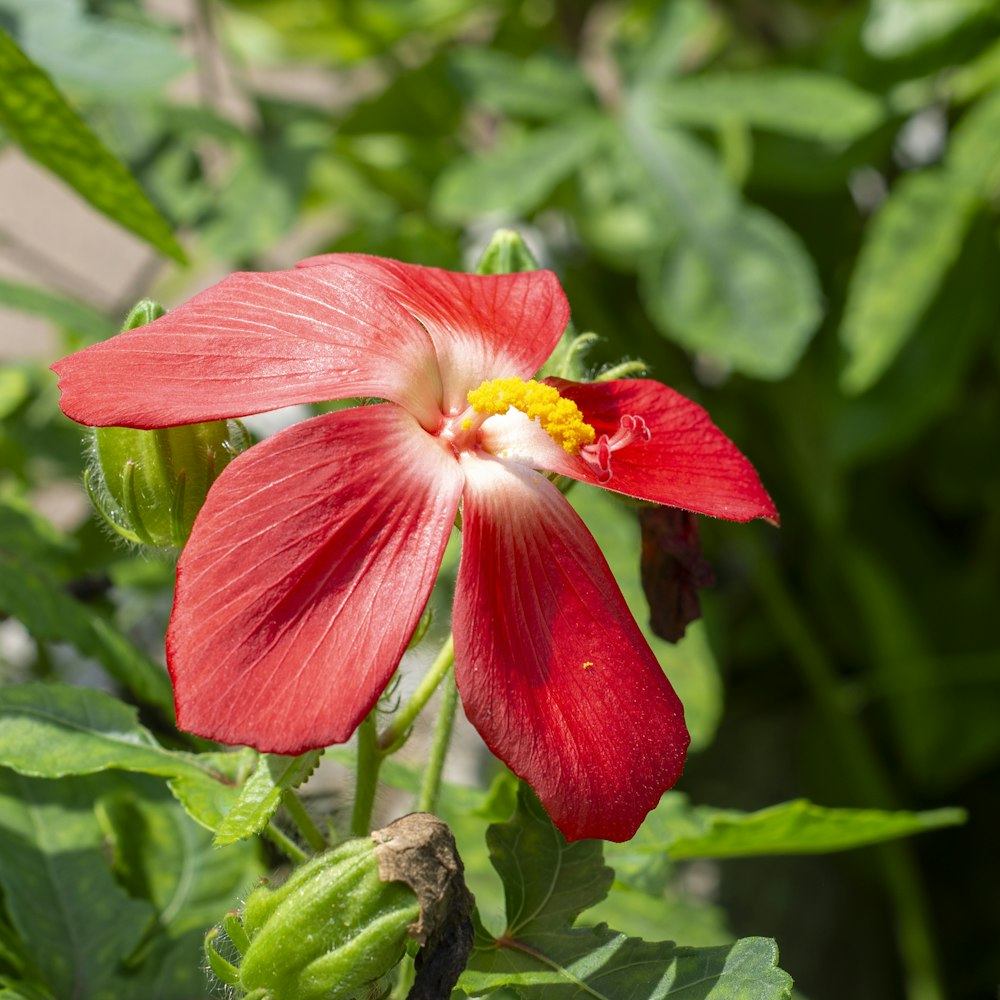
[205,814,473,1000]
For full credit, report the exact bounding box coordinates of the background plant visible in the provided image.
[1,1,997,999]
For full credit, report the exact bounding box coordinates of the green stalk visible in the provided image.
[378,635,456,753]
[262,821,308,864]
[350,713,381,836]
[743,535,943,1000]
[417,669,459,813]
[281,789,328,853]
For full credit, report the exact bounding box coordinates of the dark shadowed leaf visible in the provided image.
[0,769,153,1000]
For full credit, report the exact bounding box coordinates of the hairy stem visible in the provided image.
[262,821,308,864]
[281,789,328,853]
[350,713,381,836]
[418,669,459,813]
[378,635,456,753]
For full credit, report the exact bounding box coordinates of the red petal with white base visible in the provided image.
[168,405,462,753]
[452,454,690,842]
[52,264,444,430]
[543,379,778,522]
[297,254,570,415]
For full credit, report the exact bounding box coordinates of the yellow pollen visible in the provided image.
[467,377,595,453]
[460,417,473,431]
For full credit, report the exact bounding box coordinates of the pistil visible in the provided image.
[580,414,651,483]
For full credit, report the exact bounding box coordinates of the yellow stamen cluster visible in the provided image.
[467,377,596,453]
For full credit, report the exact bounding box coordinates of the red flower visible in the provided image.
[52,255,776,842]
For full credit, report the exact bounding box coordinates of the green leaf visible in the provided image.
[0,495,74,562]
[568,486,722,750]
[459,783,793,999]
[627,111,821,379]
[166,749,255,833]
[656,70,885,144]
[0,557,176,713]
[487,784,613,936]
[97,783,262,938]
[947,87,1000,198]
[463,931,792,1000]
[0,683,210,785]
[2,0,190,100]
[0,769,153,1000]
[625,795,965,860]
[448,48,593,120]
[213,750,322,846]
[433,116,608,223]
[629,0,722,84]
[0,277,112,344]
[863,0,997,57]
[0,684,253,832]
[839,170,978,394]
[0,368,31,420]
[0,29,185,262]
[199,149,298,262]
[831,213,995,466]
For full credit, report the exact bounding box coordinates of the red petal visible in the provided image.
[167,405,462,753]
[297,254,570,414]
[52,265,444,430]
[544,378,778,522]
[452,455,690,842]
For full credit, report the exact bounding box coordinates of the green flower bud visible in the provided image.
[84,299,248,548]
[207,815,475,1000]
[230,836,421,1000]
[87,419,247,547]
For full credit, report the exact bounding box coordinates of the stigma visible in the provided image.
[579,414,651,483]
[467,377,596,453]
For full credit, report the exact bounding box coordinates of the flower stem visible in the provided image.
[281,789,328,853]
[418,668,459,813]
[378,635,456,753]
[262,821,308,864]
[350,713,381,836]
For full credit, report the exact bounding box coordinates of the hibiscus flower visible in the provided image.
[52,254,776,842]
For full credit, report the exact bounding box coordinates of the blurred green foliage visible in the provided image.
[1,1,998,998]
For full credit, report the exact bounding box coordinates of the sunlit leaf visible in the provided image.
[656,70,885,144]
[863,0,996,57]
[0,683,208,786]
[1,0,190,99]
[449,48,593,120]
[459,783,793,999]
[213,750,322,846]
[0,277,112,344]
[947,86,1000,198]
[626,108,821,379]
[839,170,977,394]
[626,794,965,859]
[433,116,608,222]
[0,28,185,261]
